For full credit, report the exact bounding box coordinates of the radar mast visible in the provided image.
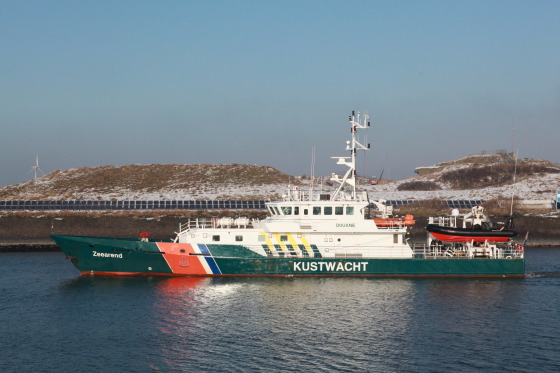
[330,110,371,200]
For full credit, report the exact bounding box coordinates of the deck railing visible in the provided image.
[180,217,259,232]
[412,244,524,259]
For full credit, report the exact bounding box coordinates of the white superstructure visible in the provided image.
[175,111,414,259]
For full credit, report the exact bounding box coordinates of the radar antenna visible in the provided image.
[330,111,371,200]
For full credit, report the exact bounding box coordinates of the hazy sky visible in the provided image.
[2,0,559,187]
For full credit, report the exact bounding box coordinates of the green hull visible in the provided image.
[215,257,525,277]
[51,235,525,277]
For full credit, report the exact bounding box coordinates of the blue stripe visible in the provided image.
[197,244,210,254]
[204,257,222,274]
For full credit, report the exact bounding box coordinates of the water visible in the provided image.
[1,248,559,372]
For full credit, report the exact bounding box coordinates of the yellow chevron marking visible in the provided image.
[273,233,289,255]
[260,233,276,255]
[299,235,314,256]
[286,233,303,257]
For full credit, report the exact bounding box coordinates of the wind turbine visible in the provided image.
[29,153,44,180]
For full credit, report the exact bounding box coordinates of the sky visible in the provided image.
[1,0,559,187]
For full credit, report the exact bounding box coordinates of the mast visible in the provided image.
[330,110,371,200]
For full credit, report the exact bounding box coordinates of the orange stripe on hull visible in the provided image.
[157,242,212,275]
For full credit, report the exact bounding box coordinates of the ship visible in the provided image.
[426,207,523,261]
[51,111,525,277]
[426,206,518,243]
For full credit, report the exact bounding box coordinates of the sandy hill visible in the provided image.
[0,164,303,201]
[1,155,559,202]
[369,154,560,202]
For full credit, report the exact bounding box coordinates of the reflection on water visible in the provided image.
[145,275,559,372]
[410,279,530,370]
[149,278,421,372]
[1,249,560,372]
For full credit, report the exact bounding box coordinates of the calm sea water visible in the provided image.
[1,248,559,372]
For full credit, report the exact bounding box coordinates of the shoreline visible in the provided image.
[0,242,60,252]
[1,240,558,253]
[1,212,559,252]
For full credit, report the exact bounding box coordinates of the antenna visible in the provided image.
[331,110,371,199]
[510,149,518,216]
[310,146,316,193]
[511,116,515,156]
[29,153,44,180]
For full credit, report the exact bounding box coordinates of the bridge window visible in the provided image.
[212,235,220,242]
[235,235,243,242]
[294,207,299,215]
[335,206,343,215]
[324,206,332,215]
[313,207,321,215]
[281,206,292,215]
[346,207,354,215]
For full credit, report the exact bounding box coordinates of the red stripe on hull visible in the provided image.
[430,232,511,243]
[79,271,177,276]
[79,271,213,277]
[80,271,523,278]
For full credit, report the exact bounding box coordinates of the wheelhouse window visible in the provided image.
[324,206,332,215]
[313,207,321,215]
[281,206,292,215]
[212,235,220,242]
[346,207,354,215]
[335,206,343,215]
[235,235,243,242]
[294,207,299,215]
